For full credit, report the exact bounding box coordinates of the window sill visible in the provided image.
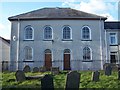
[62,39,73,41]
[81,39,92,41]
[23,39,34,41]
[82,60,93,62]
[23,60,34,62]
[43,39,54,41]
[110,44,118,46]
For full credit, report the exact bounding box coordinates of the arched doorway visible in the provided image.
[64,49,71,70]
[44,49,52,70]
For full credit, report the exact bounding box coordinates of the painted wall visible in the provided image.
[10,20,106,71]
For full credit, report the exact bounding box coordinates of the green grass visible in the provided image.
[1,70,120,89]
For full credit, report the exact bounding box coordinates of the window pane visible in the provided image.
[44,26,52,39]
[24,47,32,60]
[63,26,71,39]
[25,26,33,39]
[82,26,90,40]
[83,47,91,60]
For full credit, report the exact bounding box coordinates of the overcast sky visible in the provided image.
[0,0,119,39]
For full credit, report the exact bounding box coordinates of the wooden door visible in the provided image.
[110,55,116,63]
[45,54,52,70]
[64,54,71,70]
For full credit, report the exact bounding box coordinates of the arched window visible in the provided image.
[24,46,33,60]
[44,26,52,39]
[82,26,91,40]
[24,25,33,40]
[63,26,71,39]
[83,47,91,60]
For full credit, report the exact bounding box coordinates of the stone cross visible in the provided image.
[23,65,31,73]
[33,67,39,73]
[92,71,100,82]
[105,65,112,76]
[65,71,80,90]
[15,70,26,82]
[41,74,54,90]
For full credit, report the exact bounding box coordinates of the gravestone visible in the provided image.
[33,67,39,73]
[15,70,26,82]
[118,70,120,80]
[41,74,54,90]
[92,71,100,82]
[23,65,31,73]
[51,67,59,75]
[39,67,46,72]
[105,65,112,76]
[65,71,80,90]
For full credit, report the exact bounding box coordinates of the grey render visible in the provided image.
[9,7,119,71]
[0,36,10,71]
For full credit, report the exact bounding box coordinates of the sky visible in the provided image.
[0,0,120,39]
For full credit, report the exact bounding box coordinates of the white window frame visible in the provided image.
[62,25,72,40]
[109,32,117,45]
[83,47,92,61]
[43,25,53,40]
[81,26,91,40]
[24,46,33,61]
[24,25,34,40]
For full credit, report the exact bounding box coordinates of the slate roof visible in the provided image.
[8,7,107,21]
[104,22,120,29]
[0,36,10,44]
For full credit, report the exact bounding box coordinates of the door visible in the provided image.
[45,49,52,70]
[110,52,117,64]
[64,49,71,70]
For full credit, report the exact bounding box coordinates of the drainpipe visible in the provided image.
[16,18,20,71]
[99,17,103,70]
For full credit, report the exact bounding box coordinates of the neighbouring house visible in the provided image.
[104,22,120,65]
[8,7,108,71]
[0,36,10,71]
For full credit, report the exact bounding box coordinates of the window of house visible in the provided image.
[24,26,34,40]
[44,26,52,40]
[82,26,91,40]
[63,26,72,40]
[83,47,91,60]
[110,52,118,63]
[109,33,117,45]
[24,46,33,60]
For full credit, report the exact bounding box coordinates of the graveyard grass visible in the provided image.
[1,70,120,89]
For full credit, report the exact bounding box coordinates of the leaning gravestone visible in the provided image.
[23,65,31,73]
[51,67,59,75]
[15,70,26,82]
[41,74,54,90]
[118,70,120,80]
[105,65,112,76]
[33,67,39,73]
[92,71,100,82]
[65,71,80,90]
[39,66,46,72]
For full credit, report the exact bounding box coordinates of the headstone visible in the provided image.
[39,67,46,72]
[118,70,120,80]
[15,70,26,82]
[92,71,100,82]
[105,65,112,76]
[41,74,54,90]
[33,67,39,73]
[51,67,59,75]
[23,65,31,73]
[65,71,80,90]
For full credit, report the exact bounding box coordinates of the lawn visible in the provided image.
[1,70,120,89]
